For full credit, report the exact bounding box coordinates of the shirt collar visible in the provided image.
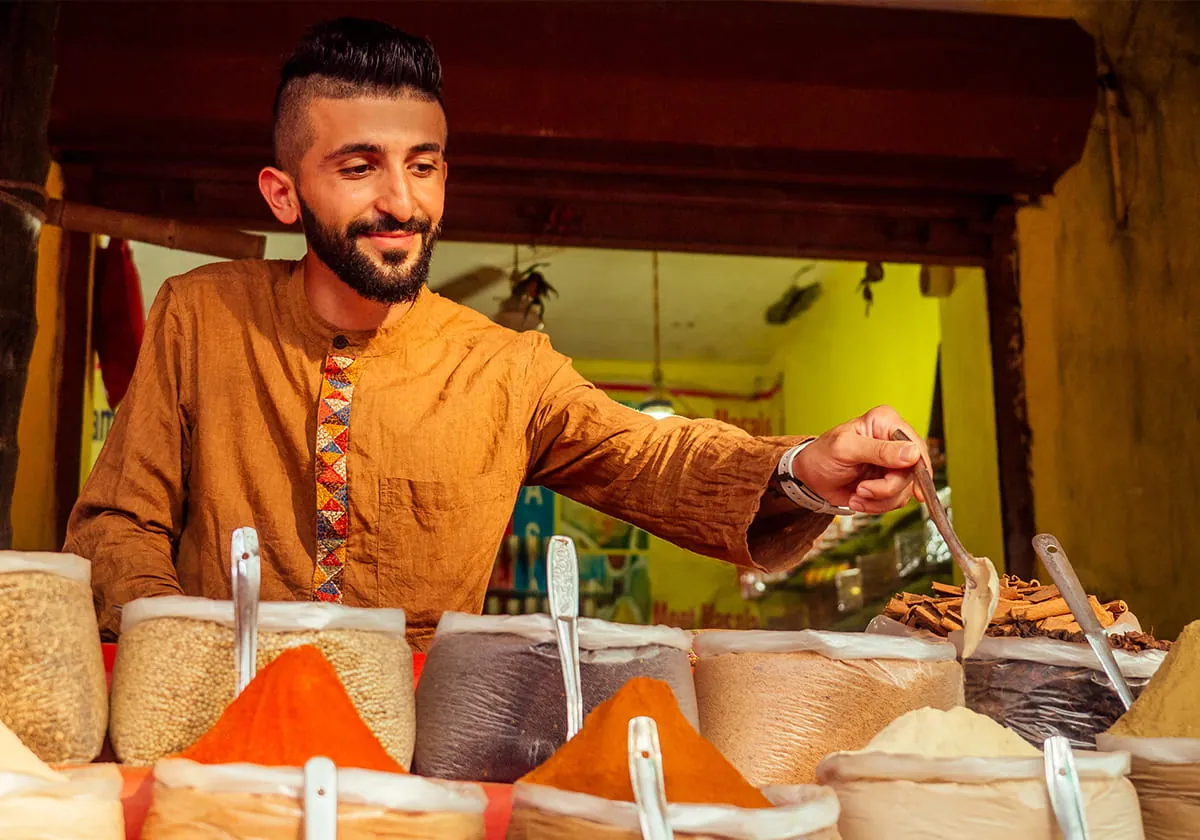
[279,260,443,358]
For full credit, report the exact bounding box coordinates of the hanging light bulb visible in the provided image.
[639,251,675,419]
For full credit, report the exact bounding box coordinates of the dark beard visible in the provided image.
[298,196,442,305]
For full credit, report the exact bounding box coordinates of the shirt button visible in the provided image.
[332,335,349,350]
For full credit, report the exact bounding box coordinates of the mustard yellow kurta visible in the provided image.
[66,260,828,649]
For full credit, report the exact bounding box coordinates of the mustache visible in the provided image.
[348,213,433,238]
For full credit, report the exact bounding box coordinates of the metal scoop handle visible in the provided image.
[230,527,261,696]
[628,717,673,840]
[1044,736,1091,840]
[890,430,977,584]
[303,756,338,840]
[1033,534,1134,711]
[547,535,583,739]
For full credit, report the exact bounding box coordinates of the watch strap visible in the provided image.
[776,440,857,516]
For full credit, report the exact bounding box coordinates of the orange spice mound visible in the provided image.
[179,645,404,773]
[522,676,770,809]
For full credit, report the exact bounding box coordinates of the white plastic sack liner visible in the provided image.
[970,635,1166,679]
[434,611,690,651]
[0,765,124,840]
[0,551,92,585]
[153,758,487,814]
[512,782,839,840]
[121,594,407,637]
[692,628,957,661]
[1097,734,1200,764]
[818,749,1132,784]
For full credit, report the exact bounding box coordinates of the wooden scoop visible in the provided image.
[891,430,999,658]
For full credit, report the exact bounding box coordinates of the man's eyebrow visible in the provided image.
[409,142,444,156]
[323,142,383,162]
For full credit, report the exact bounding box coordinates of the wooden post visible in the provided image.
[985,205,1037,579]
[0,2,59,549]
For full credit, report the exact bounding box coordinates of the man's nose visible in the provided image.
[375,169,415,222]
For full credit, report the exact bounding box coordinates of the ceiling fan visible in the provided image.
[431,246,559,332]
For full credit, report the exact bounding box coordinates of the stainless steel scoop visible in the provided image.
[892,430,999,658]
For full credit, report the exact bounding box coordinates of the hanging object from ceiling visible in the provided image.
[494,259,557,332]
[639,251,675,420]
[766,264,822,325]
[857,261,885,316]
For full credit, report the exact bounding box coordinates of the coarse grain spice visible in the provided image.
[0,571,107,763]
[110,618,414,766]
[695,650,963,786]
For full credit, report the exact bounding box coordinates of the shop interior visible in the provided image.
[3,1,1198,836]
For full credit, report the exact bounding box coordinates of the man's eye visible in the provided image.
[412,163,438,176]
[340,164,372,177]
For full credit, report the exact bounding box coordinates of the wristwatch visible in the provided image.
[775,440,856,516]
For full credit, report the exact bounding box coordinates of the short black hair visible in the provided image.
[272,17,444,172]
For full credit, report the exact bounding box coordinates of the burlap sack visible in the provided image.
[0,552,108,763]
[507,782,841,840]
[1097,734,1200,840]
[693,630,963,785]
[415,612,695,782]
[111,596,414,767]
[142,758,487,840]
[817,749,1144,840]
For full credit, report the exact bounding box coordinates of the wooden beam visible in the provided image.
[985,206,1037,579]
[49,1,1097,198]
[0,1,58,549]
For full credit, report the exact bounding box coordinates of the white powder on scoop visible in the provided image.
[861,706,1040,758]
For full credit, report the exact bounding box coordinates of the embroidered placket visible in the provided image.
[311,352,360,601]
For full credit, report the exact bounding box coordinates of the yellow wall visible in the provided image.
[11,164,64,551]
[1017,2,1200,638]
[939,268,1005,568]
[772,261,941,438]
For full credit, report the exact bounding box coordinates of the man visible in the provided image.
[67,18,929,650]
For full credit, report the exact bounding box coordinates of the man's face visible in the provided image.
[294,95,448,304]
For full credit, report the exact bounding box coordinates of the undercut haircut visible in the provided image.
[272,17,444,173]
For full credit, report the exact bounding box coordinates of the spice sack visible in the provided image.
[1096,736,1200,840]
[1094,619,1200,840]
[693,630,962,785]
[414,613,696,782]
[110,596,414,766]
[0,764,125,840]
[143,758,488,840]
[510,676,840,840]
[508,783,841,840]
[964,635,1165,749]
[0,552,108,763]
[818,748,1144,840]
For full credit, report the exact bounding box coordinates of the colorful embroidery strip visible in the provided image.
[312,353,359,602]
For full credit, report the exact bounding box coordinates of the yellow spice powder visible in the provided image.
[1108,620,1200,739]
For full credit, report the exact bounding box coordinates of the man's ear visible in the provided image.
[258,166,300,225]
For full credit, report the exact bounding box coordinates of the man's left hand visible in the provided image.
[791,405,932,514]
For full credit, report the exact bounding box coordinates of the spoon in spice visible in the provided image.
[628,716,674,840]
[1033,533,1134,710]
[230,526,261,696]
[1043,736,1091,840]
[891,429,999,658]
[303,756,338,840]
[548,535,584,739]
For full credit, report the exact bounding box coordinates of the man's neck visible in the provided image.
[302,251,416,331]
